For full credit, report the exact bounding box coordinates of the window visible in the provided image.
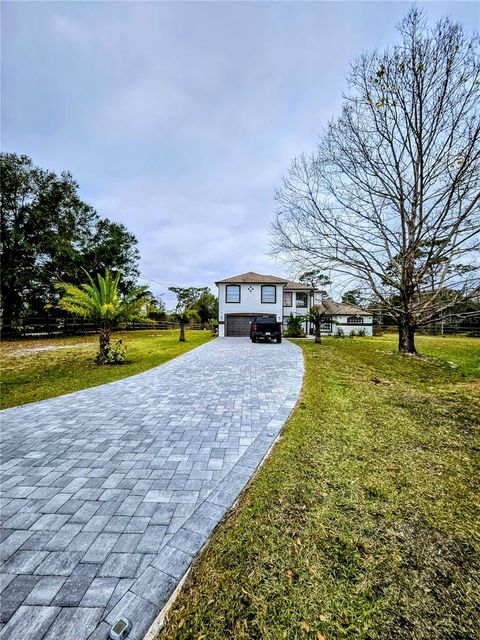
[321,316,332,331]
[347,316,363,324]
[226,285,240,303]
[261,285,276,303]
[283,291,292,307]
[296,292,307,308]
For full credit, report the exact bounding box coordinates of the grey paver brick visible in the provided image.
[30,513,71,532]
[103,516,130,533]
[81,533,119,563]
[67,531,99,553]
[0,530,33,559]
[80,577,118,607]
[105,578,134,612]
[2,511,41,530]
[51,564,98,606]
[0,573,16,595]
[105,591,157,640]
[85,621,112,640]
[183,514,217,538]
[169,528,205,556]
[124,517,149,534]
[112,533,142,553]
[136,526,167,554]
[20,531,55,551]
[0,338,303,639]
[42,606,103,640]
[81,515,110,532]
[35,551,83,576]
[151,544,192,579]
[25,576,66,605]
[69,502,101,523]
[98,553,143,578]
[45,523,83,551]
[1,550,49,574]
[0,605,61,640]
[131,565,176,606]
[0,575,41,622]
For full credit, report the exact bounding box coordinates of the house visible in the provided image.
[215,272,373,336]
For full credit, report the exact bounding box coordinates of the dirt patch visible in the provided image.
[7,343,92,357]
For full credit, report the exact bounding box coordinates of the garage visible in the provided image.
[225,314,257,337]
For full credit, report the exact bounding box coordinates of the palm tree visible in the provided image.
[168,286,205,342]
[175,309,198,342]
[307,304,326,344]
[56,270,148,363]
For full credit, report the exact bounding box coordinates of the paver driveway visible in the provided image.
[0,337,303,640]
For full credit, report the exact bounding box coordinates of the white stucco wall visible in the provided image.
[218,283,284,337]
[332,315,373,336]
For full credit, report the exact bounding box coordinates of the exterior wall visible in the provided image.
[332,315,373,336]
[282,289,313,333]
[218,283,283,337]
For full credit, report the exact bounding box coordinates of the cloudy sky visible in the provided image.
[2,1,478,305]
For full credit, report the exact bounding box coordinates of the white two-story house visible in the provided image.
[215,272,373,337]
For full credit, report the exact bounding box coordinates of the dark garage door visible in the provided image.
[226,315,256,337]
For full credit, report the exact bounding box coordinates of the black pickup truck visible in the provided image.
[250,316,283,343]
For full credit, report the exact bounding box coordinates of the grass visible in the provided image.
[158,335,480,640]
[0,329,212,409]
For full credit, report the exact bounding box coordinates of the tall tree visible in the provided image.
[298,270,332,298]
[342,289,365,307]
[271,9,480,354]
[79,219,140,294]
[168,286,208,341]
[0,153,140,326]
[192,290,218,327]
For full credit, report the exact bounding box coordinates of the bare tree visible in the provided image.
[271,9,480,354]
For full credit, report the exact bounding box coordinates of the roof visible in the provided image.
[284,279,312,291]
[320,300,371,316]
[215,272,288,285]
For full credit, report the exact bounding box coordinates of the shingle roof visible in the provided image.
[320,300,371,316]
[215,272,288,285]
[284,279,312,291]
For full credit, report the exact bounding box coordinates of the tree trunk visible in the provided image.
[315,324,321,344]
[97,323,111,363]
[0,287,22,337]
[398,315,417,354]
[179,322,186,342]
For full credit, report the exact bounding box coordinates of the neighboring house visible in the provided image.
[215,272,373,336]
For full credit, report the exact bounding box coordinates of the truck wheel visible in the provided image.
[251,337,256,343]
[276,337,282,344]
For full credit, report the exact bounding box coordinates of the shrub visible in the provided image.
[336,327,344,337]
[357,328,366,337]
[101,339,126,365]
[285,313,305,337]
[209,319,219,336]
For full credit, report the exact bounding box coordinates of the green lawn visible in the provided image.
[158,335,480,640]
[0,329,212,409]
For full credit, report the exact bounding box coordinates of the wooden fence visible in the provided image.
[1,317,204,339]
[376,322,480,337]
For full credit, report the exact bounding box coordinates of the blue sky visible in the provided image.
[2,1,479,305]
